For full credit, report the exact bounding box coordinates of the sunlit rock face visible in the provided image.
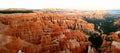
[81,10,108,19]
[114,18,120,25]
[0,34,11,46]
[0,10,120,53]
[0,13,94,53]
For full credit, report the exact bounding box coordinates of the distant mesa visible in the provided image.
[5,8,27,10]
[0,8,33,14]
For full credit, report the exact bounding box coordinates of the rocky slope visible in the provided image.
[0,10,120,53]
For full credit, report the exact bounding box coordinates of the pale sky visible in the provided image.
[0,0,120,10]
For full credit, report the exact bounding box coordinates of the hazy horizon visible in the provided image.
[0,0,120,10]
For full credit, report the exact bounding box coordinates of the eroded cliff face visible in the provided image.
[0,13,94,53]
[0,10,120,53]
[114,18,120,25]
[81,10,108,19]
